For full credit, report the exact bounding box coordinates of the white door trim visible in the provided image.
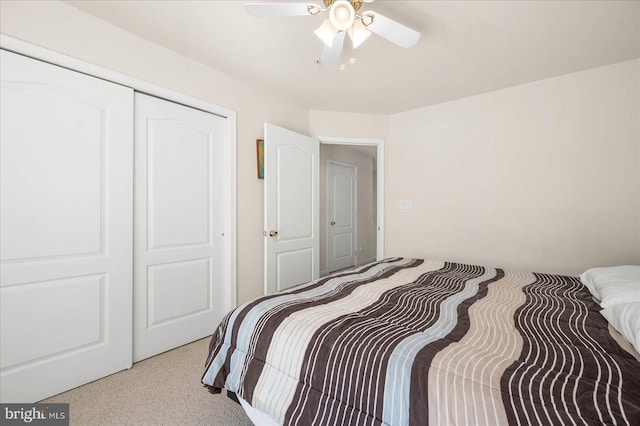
[326,160,358,273]
[0,34,238,313]
[316,136,385,262]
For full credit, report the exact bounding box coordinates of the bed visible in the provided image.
[201,258,640,425]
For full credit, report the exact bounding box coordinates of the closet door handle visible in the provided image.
[330,221,336,226]
[268,230,278,237]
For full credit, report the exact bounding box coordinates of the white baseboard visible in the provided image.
[357,257,376,266]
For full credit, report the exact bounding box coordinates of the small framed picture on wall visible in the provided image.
[256,139,264,179]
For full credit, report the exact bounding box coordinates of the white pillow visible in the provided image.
[580,265,640,308]
[600,302,640,355]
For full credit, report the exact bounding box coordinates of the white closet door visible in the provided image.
[0,50,134,402]
[134,93,228,362]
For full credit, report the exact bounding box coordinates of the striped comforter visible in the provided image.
[201,258,640,425]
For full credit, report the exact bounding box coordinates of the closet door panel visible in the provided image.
[0,50,133,403]
[1,86,103,260]
[134,93,227,362]
[147,119,211,249]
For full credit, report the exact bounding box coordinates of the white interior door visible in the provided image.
[327,161,357,273]
[264,123,319,294]
[0,50,133,402]
[133,93,230,362]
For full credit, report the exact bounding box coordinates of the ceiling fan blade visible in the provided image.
[246,2,321,17]
[320,31,346,65]
[362,11,420,48]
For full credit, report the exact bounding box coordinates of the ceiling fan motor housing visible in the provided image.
[323,0,364,12]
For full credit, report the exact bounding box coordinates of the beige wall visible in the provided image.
[387,59,640,275]
[320,145,377,274]
[309,110,388,140]
[0,0,309,303]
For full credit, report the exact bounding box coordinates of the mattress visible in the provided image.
[201,258,639,425]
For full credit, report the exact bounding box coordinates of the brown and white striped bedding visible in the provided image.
[201,258,640,425]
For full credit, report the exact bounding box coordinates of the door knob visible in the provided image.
[330,221,336,226]
[269,230,278,237]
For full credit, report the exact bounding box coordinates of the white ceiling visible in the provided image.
[64,0,640,115]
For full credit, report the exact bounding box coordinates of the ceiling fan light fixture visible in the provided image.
[329,0,355,31]
[247,0,422,67]
[348,18,371,49]
[314,19,339,48]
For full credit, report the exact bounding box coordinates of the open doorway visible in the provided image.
[319,140,381,276]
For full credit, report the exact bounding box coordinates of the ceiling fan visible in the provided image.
[246,0,421,66]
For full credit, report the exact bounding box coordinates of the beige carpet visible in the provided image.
[41,337,254,426]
